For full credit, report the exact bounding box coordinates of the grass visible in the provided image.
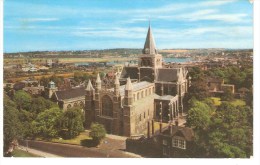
[210,97,246,107]
[229,99,246,107]
[50,132,91,145]
[12,149,40,157]
[210,97,222,106]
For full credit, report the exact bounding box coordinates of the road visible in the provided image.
[19,140,141,158]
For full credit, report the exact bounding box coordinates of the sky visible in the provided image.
[3,0,253,53]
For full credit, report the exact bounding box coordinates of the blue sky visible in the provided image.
[4,0,253,53]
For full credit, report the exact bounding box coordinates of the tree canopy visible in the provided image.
[13,90,32,110]
[89,123,106,143]
[61,108,85,139]
[3,95,23,154]
[187,100,253,158]
[32,107,63,139]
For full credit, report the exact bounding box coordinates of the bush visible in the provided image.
[89,123,106,143]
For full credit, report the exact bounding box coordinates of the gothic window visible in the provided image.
[156,86,161,94]
[171,87,176,95]
[147,60,151,66]
[143,60,146,66]
[101,95,113,117]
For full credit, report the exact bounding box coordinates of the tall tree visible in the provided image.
[186,100,212,130]
[61,108,84,139]
[13,90,32,110]
[3,95,23,155]
[32,107,63,139]
[30,97,58,117]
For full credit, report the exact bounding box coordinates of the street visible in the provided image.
[19,139,141,158]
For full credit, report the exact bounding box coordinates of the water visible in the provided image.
[75,57,192,66]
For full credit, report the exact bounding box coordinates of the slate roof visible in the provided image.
[55,87,86,100]
[143,25,157,55]
[162,126,194,141]
[108,81,153,96]
[156,68,178,82]
[140,67,154,82]
[120,66,139,79]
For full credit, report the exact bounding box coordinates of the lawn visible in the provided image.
[12,149,40,157]
[229,99,246,107]
[210,97,246,107]
[210,97,222,106]
[51,131,91,145]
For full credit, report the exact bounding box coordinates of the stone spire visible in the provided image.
[114,75,120,96]
[96,73,101,91]
[96,73,101,83]
[125,77,133,91]
[142,23,157,55]
[114,75,120,85]
[86,79,94,91]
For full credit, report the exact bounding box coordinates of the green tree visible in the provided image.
[89,123,106,143]
[186,100,212,130]
[13,90,32,110]
[18,109,35,138]
[3,95,23,155]
[61,108,84,139]
[207,103,252,157]
[30,97,58,116]
[221,88,234,101]
[33,107,63,139]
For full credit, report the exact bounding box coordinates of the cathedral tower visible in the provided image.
[139,23,162,69]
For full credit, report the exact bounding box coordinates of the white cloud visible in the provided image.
[19,18,60,23]
[198,0,239,7]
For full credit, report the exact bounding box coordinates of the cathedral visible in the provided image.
[85,24,189,137]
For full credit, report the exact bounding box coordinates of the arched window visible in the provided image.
[79,101,84,108]
[73,102,78,107]
[102,95,113,117]
[137,93,140,100]
[145,89,147,96]
[67,104,72,109]
[141,91,144,98]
